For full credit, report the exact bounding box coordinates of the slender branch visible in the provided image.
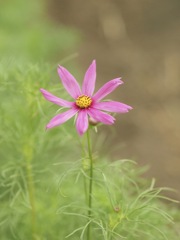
[86,128,93,240]
[25,160,37,240]
[81,136,88,203]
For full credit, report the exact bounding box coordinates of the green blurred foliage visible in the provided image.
[0,0,79,62]
[0,60,179,239]
[0,60,79,239]
[0,0,180,239]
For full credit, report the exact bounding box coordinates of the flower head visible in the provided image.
[40,60,132,135]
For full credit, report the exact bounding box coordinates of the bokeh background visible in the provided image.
[1,0,180,239]
[1,0,180,200]
[48,0,180,198]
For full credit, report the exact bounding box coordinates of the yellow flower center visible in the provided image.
[76,95,92,109]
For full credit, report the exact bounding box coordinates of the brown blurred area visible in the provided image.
[48,0,180,199]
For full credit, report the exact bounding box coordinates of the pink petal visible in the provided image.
[82,60,96,96]
[40,88,73,108]
[46,109,78,129]
[93,78,123,102]
[76,110,88,135]
[93,101,133,113]
[58,66,81,99]
[88,108,115,125]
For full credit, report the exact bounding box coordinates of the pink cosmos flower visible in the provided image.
[40,60,132,135]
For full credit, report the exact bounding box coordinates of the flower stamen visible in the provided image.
[76,95,92,109]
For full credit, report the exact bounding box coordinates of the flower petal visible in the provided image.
[76,110,88,135]
[46,109,78,129]
[93,101,133,113]
[88,108,115,125]
[58,66,81,99]
[82,60,96,96]
[40,88,73,107]
[93,78,123,102]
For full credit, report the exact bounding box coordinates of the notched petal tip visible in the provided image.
[78,130,84,136]
[92,59,96,65]
[57,65,64,74]
[40,88,45,93]
[57,65,69,77]
[125,104,133,111]
[115,78,124,85]
[46,122,53,129]
[128,106,133,110]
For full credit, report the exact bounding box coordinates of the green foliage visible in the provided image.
[0,0,79,62]
[0,60,79,239]
[57,157,180,240]
[0,61,179,239]
[0,0,179,239]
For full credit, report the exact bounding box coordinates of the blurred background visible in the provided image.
[48,0,180,199]
[1,0,180,200]
[1,1,180,238]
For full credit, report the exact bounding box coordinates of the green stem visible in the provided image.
[81,136,88,203]
[26,160,37,240]
[86,128,93,240]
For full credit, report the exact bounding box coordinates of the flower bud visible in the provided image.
[89,117,98,126]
